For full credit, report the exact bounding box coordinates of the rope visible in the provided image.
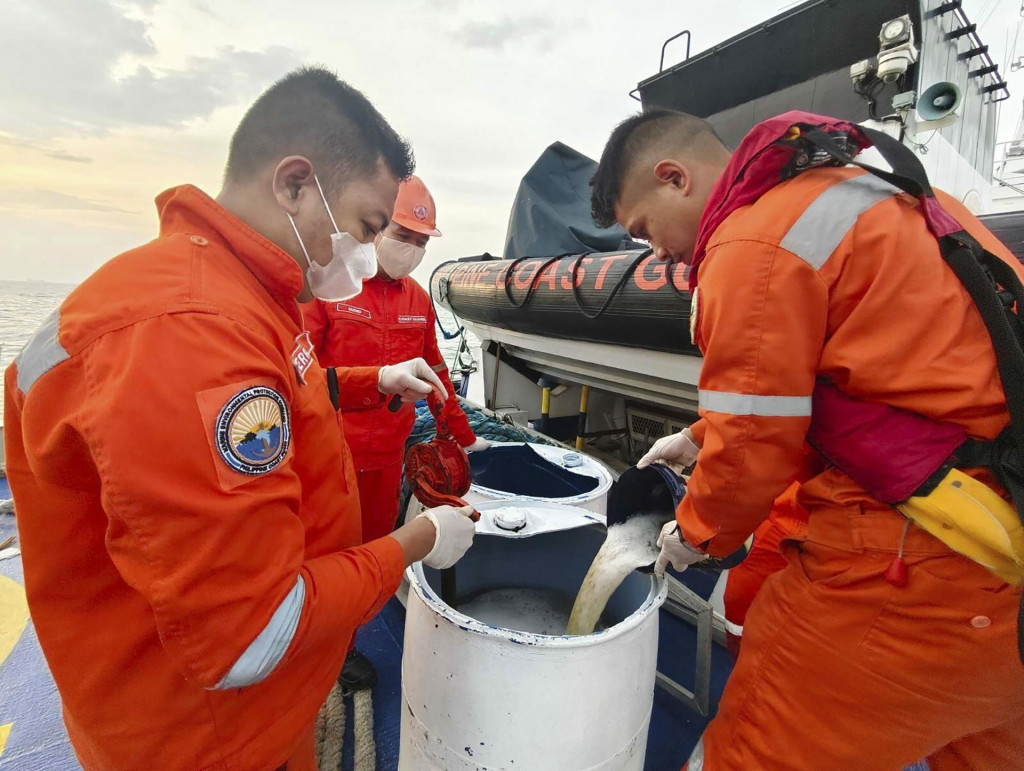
[502,249,663,320]
[667,260,691,300]
[570,248,654,320]
[352,690,376,771]
[313,691,329,761]
[432,298,464,341]
[502,253,576,309]
[315,683,346,771]
[406,398,560,449]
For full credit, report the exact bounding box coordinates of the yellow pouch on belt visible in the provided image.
[897,468,1024,585]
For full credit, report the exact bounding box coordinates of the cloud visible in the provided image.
[0,0,301,141]
[45,151,93,164]
[451,15,562,51]
[112,0,162,9]
[0,189,134,214]
[0,133,93,164]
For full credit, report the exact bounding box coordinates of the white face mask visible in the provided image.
[376,235,426,280]
[286,175,377,302]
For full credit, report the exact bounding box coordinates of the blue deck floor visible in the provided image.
[0,476,80,770]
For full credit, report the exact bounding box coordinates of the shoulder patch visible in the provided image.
[215,386,291,475]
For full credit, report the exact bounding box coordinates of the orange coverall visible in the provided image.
[680,167,1024,769]
[3,185,405,770]
[303,276,475,542]
[720,482,807,654]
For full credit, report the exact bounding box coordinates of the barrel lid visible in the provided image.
[473,499,602,539]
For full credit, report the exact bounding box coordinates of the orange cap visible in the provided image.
[391,175,442,237]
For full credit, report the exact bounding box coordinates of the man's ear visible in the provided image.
[653,159,692,194]
[272,156,315,215]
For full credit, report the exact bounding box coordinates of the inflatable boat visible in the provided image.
[432,250,696,356]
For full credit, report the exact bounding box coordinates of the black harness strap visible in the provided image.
[327,367,340,411]
[796,123,1024,660]
[799,125,1024,467]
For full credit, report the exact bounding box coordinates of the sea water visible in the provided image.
[566,514,665,636]
[0,280,73,417]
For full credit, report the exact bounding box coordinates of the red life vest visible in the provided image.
[689,111,1024,655]
[691,111,1022,506]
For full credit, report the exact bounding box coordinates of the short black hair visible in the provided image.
[590,109,724,228]
[225,66,414,186]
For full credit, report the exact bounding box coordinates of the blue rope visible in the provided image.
[432,300,464,341]
[405,398,557,450]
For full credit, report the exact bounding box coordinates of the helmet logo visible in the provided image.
[413,204,428,221]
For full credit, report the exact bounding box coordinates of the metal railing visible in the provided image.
[929,0,1010,103]
[630,28,693,102]
[994,139,1024,200]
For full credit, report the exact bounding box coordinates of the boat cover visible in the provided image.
[503,141,641,259]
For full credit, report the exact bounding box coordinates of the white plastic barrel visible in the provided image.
[400,502,666,770]
[464,442,613,517]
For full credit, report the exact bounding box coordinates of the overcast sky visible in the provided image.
[0,0,1021,286]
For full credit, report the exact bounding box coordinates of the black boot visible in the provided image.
[339,649,377,694]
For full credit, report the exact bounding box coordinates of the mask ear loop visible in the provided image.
[313,174,342,234]
[286,213,314,270]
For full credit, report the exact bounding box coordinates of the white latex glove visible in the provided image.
[637,427,700,475]
[654,521,708,577]
[378,357,446,403]
[462,437,491,453]
[417,505,477,569]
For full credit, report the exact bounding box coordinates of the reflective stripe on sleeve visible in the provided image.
[688,737,706,770]
[15,308,70,394]
[699,390,812,417]
[213,575,305,689]
[779,175,899,270]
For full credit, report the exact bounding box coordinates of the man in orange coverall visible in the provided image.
[3,67,478,771]
[592,109,1024,768]
[303,174,488,690]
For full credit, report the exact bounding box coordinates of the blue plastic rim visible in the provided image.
[605,464,686,529]
[468,444,600,498]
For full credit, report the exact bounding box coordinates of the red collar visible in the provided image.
[367,274,408,290]
[689,111,869,292]
[155,185,306,325]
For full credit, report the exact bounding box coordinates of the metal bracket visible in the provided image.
[970,64,998,78]
[958,44,988,60]
[654,575,714,716]
[945,23,976,40]
[926,0,961,18]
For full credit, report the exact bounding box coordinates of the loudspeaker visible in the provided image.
[917,82,962,122]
